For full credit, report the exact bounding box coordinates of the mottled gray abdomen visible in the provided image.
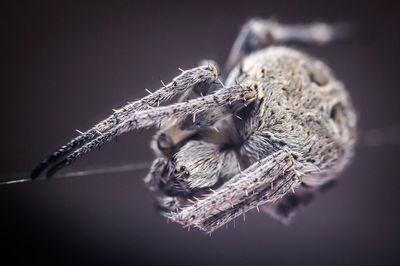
[227,46,357,186]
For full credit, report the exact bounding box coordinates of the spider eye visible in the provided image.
[180,166,186,171]
[183,171,190,178]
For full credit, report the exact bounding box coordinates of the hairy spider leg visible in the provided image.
[31,65,218,179]
[166,150,300,233]
[46,85,255,177]
[224,19,352,75]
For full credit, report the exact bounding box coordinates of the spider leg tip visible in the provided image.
[46,160,67,179]
[30,162,48,180]
[30,168,41,180]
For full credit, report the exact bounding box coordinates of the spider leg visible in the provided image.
[260,178,338,224]
[142,157,182,212]
[260,186,315,224]
[224,19,352,74]
[178,59,220,102]
[31,65,218,179]
[152,59,221,157]
[143,157,170,191]
[166,150,301,233]
[45,84,254,177]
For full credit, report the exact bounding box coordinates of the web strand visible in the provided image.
[0,161,151,186]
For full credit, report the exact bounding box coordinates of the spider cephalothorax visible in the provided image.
[32,19,356,233]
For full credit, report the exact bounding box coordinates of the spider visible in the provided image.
[31,19,357,233]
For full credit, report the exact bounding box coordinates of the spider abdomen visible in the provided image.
[229,46,357,186]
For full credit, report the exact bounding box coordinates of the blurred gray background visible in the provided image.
[1,0,400,265]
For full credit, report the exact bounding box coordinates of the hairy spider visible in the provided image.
[31,19,357,233]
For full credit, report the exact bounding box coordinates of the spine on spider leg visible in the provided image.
[166,151,297,233]
[204,171,298,232]
[46,128,119,177]
[45,85,254,177]
[31,112,125,179]
[31,65,218,179]
[30,129,98,179]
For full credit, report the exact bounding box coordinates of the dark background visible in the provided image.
[1,0,400,265]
